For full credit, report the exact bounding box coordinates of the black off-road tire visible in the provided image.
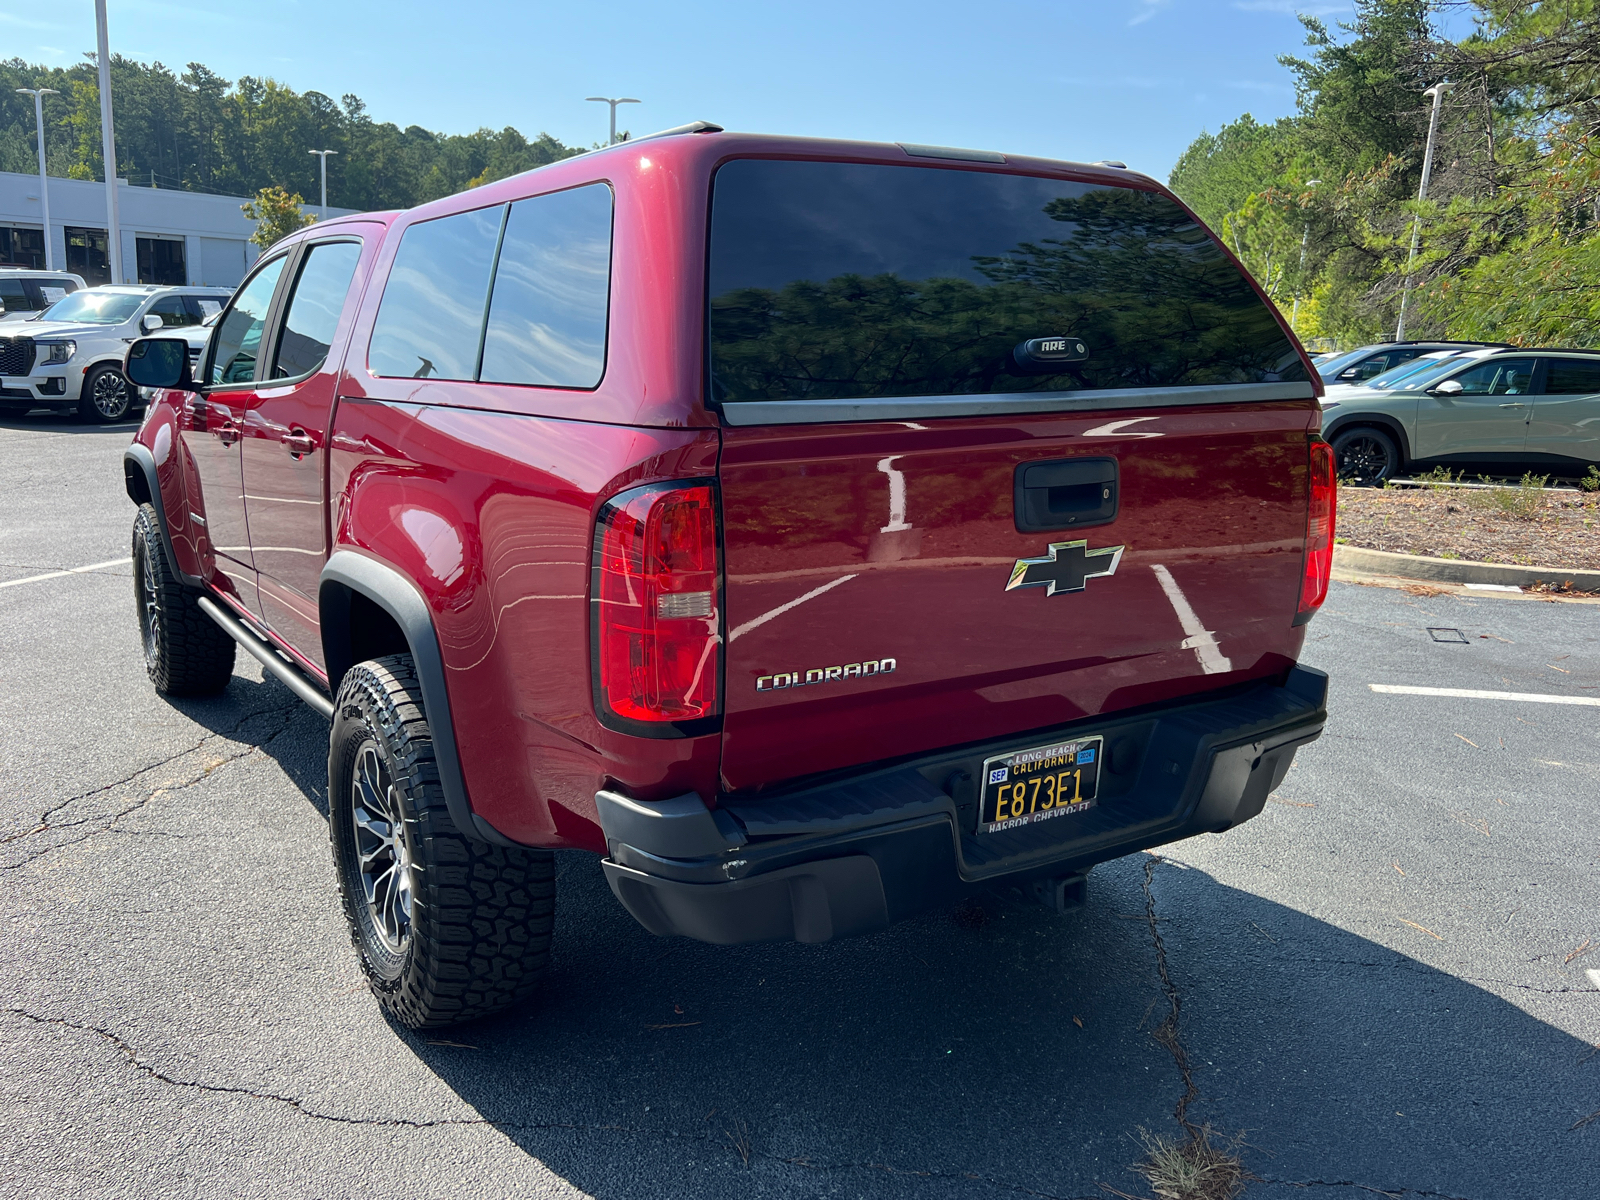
[1331,426,1400,486]
[329,656,555,1029]
[132,503,236,695]
[79,363,133,423]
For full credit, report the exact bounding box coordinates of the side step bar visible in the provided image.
[196,596,334,719]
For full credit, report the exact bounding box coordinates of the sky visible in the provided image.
[5,1,1481,181]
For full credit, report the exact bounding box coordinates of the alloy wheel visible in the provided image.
[351,742,414,952]
[92,370,130,420]
[1335,435,1392,485]
[135,542,161,671]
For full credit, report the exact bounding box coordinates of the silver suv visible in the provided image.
[1321,345,1600,483]
[0,285,231,422]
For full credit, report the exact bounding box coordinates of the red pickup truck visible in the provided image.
[123,125,1334,1029]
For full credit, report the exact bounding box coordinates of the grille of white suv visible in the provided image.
[0,337,35,377]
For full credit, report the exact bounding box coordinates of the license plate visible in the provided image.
[978,736,1102,834]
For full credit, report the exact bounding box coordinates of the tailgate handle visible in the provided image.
[1014,457,1118,532]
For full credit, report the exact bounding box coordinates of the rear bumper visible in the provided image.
[599,665,1328,944]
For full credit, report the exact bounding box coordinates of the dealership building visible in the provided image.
[0,170,355,289]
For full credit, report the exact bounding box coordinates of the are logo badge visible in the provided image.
[1005,539,1124,596]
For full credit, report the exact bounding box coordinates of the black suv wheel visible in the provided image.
[132,504,237,695]
[329,656,556,1029]
[1330,426,1399,486]
[80,364,133,423]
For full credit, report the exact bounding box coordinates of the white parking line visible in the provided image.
[1370,683,1600,707]
[728,574,857,642]
[1152,564,1232,675]
[0,557,132,589]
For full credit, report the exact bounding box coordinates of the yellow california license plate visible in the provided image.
[978,736,1102,834]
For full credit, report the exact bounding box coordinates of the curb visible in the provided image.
[1332,544,1600,591]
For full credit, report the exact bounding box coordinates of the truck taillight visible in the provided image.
[1296,438,1336,623]
[592,482,721,729]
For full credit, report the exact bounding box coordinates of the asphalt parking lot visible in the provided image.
[1,414,1596,1200]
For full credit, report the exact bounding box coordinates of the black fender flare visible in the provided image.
[319,550,513,847]
[123,444,204,588]
[1323,413,1412,466]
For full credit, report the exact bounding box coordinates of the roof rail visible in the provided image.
[1495,345,1600,355]
[629,120,724,144]
[899,142,1006,164]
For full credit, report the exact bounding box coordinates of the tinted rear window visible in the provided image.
[707,160,1304,404]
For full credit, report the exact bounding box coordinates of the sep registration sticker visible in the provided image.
[977,736,1102,834]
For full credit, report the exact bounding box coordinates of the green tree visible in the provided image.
[0,52,583,210]
[242,184,315,249]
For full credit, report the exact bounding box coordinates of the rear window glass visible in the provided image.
[706,159,1304,404]
[479,183,612,389]
[369,205,503,381]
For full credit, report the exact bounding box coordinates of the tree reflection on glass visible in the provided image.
[709,170,1303,404]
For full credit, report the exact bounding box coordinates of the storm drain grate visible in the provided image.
[1427,627,1469,644]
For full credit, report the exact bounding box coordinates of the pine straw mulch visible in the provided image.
[1336,484,1600,571]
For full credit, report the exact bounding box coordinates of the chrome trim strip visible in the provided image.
[715,381,1316,427]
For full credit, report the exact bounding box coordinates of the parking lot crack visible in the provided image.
[3,1006,1106,1193]
[1457,975,1596,995]
[1141,854,1200,1134]
[1,704,300,871]
[1254,1177,1476,1199]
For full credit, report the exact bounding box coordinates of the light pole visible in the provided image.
[585,96,640,146]
[1291,179,1320,331]
[1395,81,1453,341]
[95,0,123,283]
[15,87,58,270]
[309,149,338,217]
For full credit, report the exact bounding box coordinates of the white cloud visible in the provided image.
[1129,0,1172,27]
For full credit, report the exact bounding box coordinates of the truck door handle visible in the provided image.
[283,429,315,457]
[217,421,240,447]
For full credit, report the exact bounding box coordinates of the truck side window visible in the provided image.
[368,206,504,382]
[479,183,613,389]
[272,241,363,379]
[210,256,288,386]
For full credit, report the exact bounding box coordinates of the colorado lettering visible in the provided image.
[756,658,897,692]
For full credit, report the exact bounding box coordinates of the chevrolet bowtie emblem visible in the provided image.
[1006,540,1125,596]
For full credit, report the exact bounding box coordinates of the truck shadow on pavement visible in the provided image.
[151,671,1597,1198]
[400,853,1597,1199]
[161,670,333,818]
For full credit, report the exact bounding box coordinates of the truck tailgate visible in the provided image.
[717,401,1315,791]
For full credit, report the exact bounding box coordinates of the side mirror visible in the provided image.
[125,337,194,391]
[140,313,167,334]
[1338,367,1358,379]
[1431,378,1464,396]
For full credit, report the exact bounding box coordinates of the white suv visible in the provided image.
[0,284,232,422]
[0,268,87,322]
